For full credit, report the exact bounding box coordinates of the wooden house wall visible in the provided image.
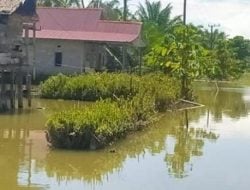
[31,39,107,76]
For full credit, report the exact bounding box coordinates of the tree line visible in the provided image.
[37,0,250,99]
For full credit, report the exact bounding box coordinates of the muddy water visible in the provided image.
[1,84,250,190]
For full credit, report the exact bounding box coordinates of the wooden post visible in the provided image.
[0,71,7,111]
[103,46,107,70]
[185,110,189,129]
[0,71,2,110]
[0,71,3,111]
[26,74,32,107]
[24,26,29,65]
[122,45,127,71]
[183,0,187,25]
[32,22,36,80]
[123,0,127,21]
[17,71,23,109]
[81,42,85,73]
[0,128,3,139]
[10,70,15,109]
[138,48,142,76]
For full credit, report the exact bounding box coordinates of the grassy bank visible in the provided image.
[44,73,180,149]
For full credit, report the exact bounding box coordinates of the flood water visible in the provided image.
[1,83,250,190]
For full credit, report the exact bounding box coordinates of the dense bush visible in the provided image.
[40,73,180,104]
[45,73,181,149]
[41,73,139,100]
[47,95,156,149]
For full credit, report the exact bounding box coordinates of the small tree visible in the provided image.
[145,24,207,100]
[205,40,241,80]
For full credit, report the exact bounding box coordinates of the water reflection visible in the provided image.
[0,99,89,189]
[2,85,249,188]
[165,126,218,178]
[161,110,218,178]
[197,86,249,120]
[44,110,218,184]
[0,107,218,189]
[0,128,47,189]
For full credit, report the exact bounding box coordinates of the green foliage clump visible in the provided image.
[47,94,158,150]
[144,23,249,99]
[45,73,180,149]
[41,73,139,101]
[40,73,180,107]
[47,100,132,149]
[40,74,69,99]
[145,24,206,99]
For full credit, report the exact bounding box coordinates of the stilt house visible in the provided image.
[0,0,37,111]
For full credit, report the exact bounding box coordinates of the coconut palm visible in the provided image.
[37,0,84,7]
[87,0,102,8]
[88,0,122,20]
[37,0,52,6]
[137,0,181,31]
[200,28,227,50]
[37,0,123,19]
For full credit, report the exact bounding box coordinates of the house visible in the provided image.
[30,7,143,77]
[0,0,36,111]
[0,0,36,65]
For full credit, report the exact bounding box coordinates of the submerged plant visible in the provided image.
[45,73,181,149]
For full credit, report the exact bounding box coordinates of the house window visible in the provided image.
[55,52,62,67]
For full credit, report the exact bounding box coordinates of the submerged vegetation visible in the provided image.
[47,98,153,149]
[40,73,180,103]
[45,73,180,149]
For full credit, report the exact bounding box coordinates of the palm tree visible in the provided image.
[87,0,102,8]
[200,27,227,50]
[37,0,122,20]
[37,0,53,6]
[137,0,181,31]
[37,0,84,7]
[88,0,122,20]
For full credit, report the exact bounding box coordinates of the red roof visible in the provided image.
[34,7,142,44]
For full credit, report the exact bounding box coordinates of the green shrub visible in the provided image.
[46,99,150,149]
[40,74,69,98]
[45,73,181,149]
[40,73,180,106]
[41,73,140,101]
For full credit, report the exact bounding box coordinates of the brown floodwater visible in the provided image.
[1,84,250,190]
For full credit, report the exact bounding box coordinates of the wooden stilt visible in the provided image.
[32,22,37,80]
[185,110,189,129]
[122,45,127,71]
[10,70,15,109]
[0,71,7,111]
[17,71,23,109]
[0,71,3,111]
[26,74,32,107]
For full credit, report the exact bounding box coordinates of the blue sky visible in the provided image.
[85,0,250,38]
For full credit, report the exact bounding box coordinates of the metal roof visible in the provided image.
[35,7,142,44]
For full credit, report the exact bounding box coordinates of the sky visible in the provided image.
[86,0,250,39]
